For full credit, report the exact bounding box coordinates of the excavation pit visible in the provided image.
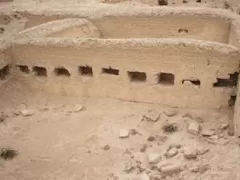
[1,4,240,180]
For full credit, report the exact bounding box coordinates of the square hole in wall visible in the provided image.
[32,66,47,77]
[78,66,93,76]
[54,67,70,77]
[158,0,168,6]
[17,65,30,74]
[178,28,189,33]
[0,65,10,80]
[182,79,200,86]
[102,67,119,75]
[158,73,174,85]
[213,72,238,87]
[229,95,236,107]
[128,71,146,82]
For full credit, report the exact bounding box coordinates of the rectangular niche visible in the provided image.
[182,79,200,86]
[128,71,146,82]
[158,72,174,85]
[78,65,93,76]
[17,65,30,74]
[54,67,70,77]
[213,72,238,87]
[102,67,119,76]
[32,66,47,77]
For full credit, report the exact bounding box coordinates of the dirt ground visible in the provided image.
[1,0,240,180]
[0,81,240,180]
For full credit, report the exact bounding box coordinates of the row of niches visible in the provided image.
[15,65,238,88]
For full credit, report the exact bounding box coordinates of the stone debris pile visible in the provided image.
[113,109,231,179]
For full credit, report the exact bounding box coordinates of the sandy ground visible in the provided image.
[0,81,239,180]
[1,0,240,180]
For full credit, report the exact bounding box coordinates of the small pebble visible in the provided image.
[119,129,130,138]
[102,145,110,150]
[218,132,225,138]
[142,112,160,122]
[209,135,218,140]
[183,147,197,159]
[134,152,149,169]
[164,109,177,117]
[157,160,171,170]
[199,164,210,174]
[124,161,135,173]
[161,164,181,176]
[166,147,178,158]
[140,144,148,152]
[134,172,150,180]
[73,104,84,112]
[190,166,199,173]
[130,129,140,135]
[21,109,35,117]
[169,143,181,149]
[201,129,214,136]
[219,124,228,130]
[148,172,161,180]
[196,146,209,155]
[147,136,155,142]
[188,121,200,135]
[148,153,161,164]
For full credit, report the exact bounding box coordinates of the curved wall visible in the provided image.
[17,18,101,39]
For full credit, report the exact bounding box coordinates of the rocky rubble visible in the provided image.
[121,142,211,179]
[113,109,232,179]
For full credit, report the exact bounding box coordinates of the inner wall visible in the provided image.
[91,16,231,42]
[24,15,231,43]
[12,41,239,109]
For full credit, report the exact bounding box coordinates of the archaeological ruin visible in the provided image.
[1,6,240,136]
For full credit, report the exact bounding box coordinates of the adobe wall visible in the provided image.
[21,6,237,26]
[234,77,240,136]
[21,9,234,43]
[12,38,239,109]
[91,16,231,42]
[17,18,101,39]
[229,20,240,136]
[1,6,240,134]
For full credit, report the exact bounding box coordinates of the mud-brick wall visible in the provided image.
[229,20,240,136]
[12,39,239,109]
[228,20,240,48]
[24,14,231,44]
[234,81,240,136]
[91,16,231,43]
